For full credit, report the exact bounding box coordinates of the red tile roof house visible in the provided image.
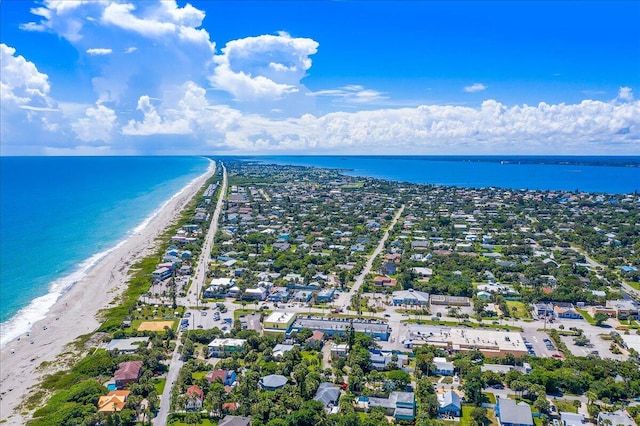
[114,360,143,389]
[185,385,204,411]
[373,276,397,287]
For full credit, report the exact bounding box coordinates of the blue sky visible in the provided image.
[1,1,638,155]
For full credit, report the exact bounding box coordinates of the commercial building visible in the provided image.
[392,289,430,306]
[263,311,296,335]
[290,317,391,341]
[403,326,528,357]
[430,295,471,306]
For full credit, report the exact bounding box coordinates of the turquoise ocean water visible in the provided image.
[0,156,209,346]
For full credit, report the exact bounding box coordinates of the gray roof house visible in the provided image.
[314,382,341,412]
[560,412,585,426]
[438,390,462,417]
[495,397,533,426]
[218,416,252,426]
[598,410,635,426]
[259,374,288,390]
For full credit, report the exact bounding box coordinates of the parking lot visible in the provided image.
[182,307,234,333]
[521,330,559,358]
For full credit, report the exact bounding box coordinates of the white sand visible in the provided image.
[0,159,215,424]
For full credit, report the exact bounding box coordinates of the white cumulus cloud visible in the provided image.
[118,81,640,155]
[209,32,319,101]
[72,104,117,141]
[464,83,487,93]
[1,43,53,108]
[617,86,634,102]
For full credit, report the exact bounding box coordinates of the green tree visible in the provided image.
[594,313,609,326]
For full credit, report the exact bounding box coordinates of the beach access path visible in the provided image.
[154,163,227,426]
[0,160,216,425]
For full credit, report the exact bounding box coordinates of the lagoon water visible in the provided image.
[0,157,209,337]
[253,156,640,194]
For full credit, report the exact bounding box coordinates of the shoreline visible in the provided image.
[0,158,215,424]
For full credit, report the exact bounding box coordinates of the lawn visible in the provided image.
[506,301,531,319]
[192,371,207,380]
[153,377,166,394]
[483,392,497,404]
[553,398,579,413]
[576,308,595,325]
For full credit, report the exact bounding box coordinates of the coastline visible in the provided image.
[0,158,215,424]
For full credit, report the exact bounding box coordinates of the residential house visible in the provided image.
[259,374,288,390]
[206,370,237,386]
[97,390,130,413]
[218,416,252,426]
[357,392,416,421]
[331,343,348,358]
[412,267,433,279]
[597,410,634,426]
[438,390,462,417]
[495,397,533,426]
[243,287,267,301]
[433,357,454,376]
[381,262,397,275]
[272,344,296,358]
[306,330,325,348]
[314,383,341,413]
[185,385,204,410]
[152,266,172,282]
[208,338,247,358]
[411,240,429,250]
[370,350,409,370]
[373,276,397,287]
[560,412,585,426]
[114,360,143,388]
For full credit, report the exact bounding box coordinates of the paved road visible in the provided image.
[336,205,405,308]
[185,163,228,308]
[154,163,227,426]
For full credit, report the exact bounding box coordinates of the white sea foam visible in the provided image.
[0,159,214,348]
[0,244,120,347]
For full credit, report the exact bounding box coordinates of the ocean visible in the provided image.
[248,156,640,194]
[0,156,210,346]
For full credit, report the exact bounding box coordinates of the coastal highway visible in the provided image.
[154,162,227,426]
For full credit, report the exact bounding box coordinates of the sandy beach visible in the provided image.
[0,159,215,425]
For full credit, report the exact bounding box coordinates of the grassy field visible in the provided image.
[553,398,579,413]
[506,301,531,319]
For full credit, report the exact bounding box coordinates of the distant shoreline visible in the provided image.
[242,155,640,194]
